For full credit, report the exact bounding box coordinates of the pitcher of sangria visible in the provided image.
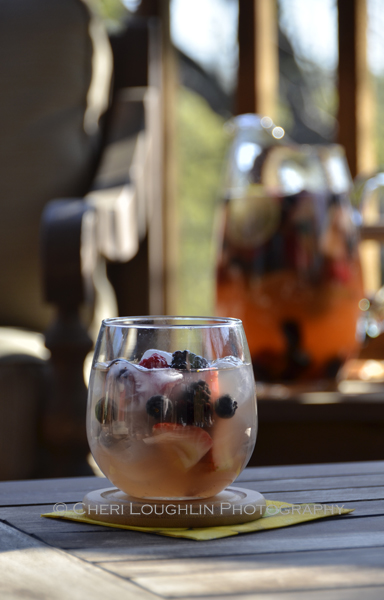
[216,115,364,384]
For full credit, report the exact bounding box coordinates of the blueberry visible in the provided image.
[146,395,172,421]
[95,397,117,423]
[95,398,105,423]
[215,395,238,418]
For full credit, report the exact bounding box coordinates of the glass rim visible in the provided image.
[102,316,243,329]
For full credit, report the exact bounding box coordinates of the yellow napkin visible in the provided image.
[42,500,353,541]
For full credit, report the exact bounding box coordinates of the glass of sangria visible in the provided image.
[86,316,257,500]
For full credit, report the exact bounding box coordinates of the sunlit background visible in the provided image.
[90,0,384,315]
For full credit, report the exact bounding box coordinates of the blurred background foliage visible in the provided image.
[87,0,129,28]
[176,88,229,316]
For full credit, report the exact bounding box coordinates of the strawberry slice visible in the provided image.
[196,448,216,472]
[144,423,213,470]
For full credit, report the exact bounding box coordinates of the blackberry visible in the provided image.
[171,350,188,370]
[146,395,172,421]
[189,353,209,370]
[175,380,212,426]
[215,394,238,418]
[186,380,211,403]
[171,350,208,371]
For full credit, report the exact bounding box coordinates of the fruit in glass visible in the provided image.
[87,317,257,499]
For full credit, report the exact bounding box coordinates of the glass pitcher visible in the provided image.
[215,115,364,384]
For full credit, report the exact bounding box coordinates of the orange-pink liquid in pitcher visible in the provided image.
[216,190,364,382]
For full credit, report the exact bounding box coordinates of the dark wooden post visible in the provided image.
[338,0,376,177]
[338,0,378,296]
[41,200,95,476]
[237,0,278,118]
[106,18,162,316]
[137,0,178,314]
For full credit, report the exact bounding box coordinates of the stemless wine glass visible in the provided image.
[87,316,257,500]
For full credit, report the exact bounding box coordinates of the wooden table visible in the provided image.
[1,461,384,599]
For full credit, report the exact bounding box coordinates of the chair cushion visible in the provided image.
[0,0,112,331]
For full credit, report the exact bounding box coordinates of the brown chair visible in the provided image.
[0,0,162,479]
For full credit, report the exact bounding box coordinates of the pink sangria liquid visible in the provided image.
[87,351,257,499]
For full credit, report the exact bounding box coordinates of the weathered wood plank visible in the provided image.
[180,588,384,600]
[40,528,177,551]
[0,521,158,600]
[243,473,384,494]
[0,504,112,534]
[1,461,382,507]
[101,548,384,597]
[1,462,384,599]
[0,476,111,506]
[70,521,384,561]
[46,515,384,559]
[239,461,384,482]
[96,545,384,576]
[0,498,380,543]
[0,499,380,550]
[245,484,384,504]
[339,499,384,516]
[1,467,383,508]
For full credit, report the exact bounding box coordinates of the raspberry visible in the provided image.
[139,352,169,369]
